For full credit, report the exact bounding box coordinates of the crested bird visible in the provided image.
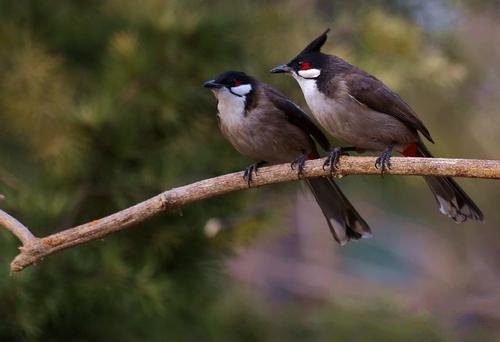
[271,29,483,223]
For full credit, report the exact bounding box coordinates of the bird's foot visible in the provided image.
[323,147,348,175]
[291,154,307,178]
[243,162,265,187]
[375,143,395,176]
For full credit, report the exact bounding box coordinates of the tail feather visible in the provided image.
[416,143,484,223]
[306,177,372,245]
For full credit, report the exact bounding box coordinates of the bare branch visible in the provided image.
[0,156,499,272]
[0,209,36,244]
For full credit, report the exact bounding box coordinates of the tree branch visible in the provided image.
[0,209,36,244]
[1,156,499,273]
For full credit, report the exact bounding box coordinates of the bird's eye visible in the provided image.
[300,62,312,70]
[233,80,242,87]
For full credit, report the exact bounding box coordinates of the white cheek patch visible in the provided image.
[230,84,252,96]
[298,68,321,79]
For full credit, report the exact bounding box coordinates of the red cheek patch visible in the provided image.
[301,62,312,70]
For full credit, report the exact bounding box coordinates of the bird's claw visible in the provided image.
[291,155,307,178]
[243,163,260,187]
[375,145,394,176]
[322,147,347,175]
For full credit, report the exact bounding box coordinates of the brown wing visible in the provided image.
[344,71,434,143]
[265,86,331,152]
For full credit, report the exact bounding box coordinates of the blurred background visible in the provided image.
[0,0,499,340]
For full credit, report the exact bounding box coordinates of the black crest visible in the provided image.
[298,28,330,55]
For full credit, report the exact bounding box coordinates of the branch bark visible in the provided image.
[1,156,499,272]
[0,209,36,244]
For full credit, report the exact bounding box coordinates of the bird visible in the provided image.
[270,29,483,223]
[203,71,372,244]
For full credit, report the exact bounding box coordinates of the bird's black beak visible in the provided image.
[270,64,292,74]
[203,80,223,89]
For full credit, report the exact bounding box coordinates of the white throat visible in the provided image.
[213,88,247,127]
[291,71,333,123]
[292,71,321,101]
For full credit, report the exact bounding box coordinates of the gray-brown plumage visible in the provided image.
[204,71,371,244]
[271,30,483,223]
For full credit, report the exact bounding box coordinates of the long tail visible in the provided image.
[403,142,484,223]
[305,177,372,245]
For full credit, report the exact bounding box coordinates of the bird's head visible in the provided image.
[270,29,330,80]
[203,71,254,99]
